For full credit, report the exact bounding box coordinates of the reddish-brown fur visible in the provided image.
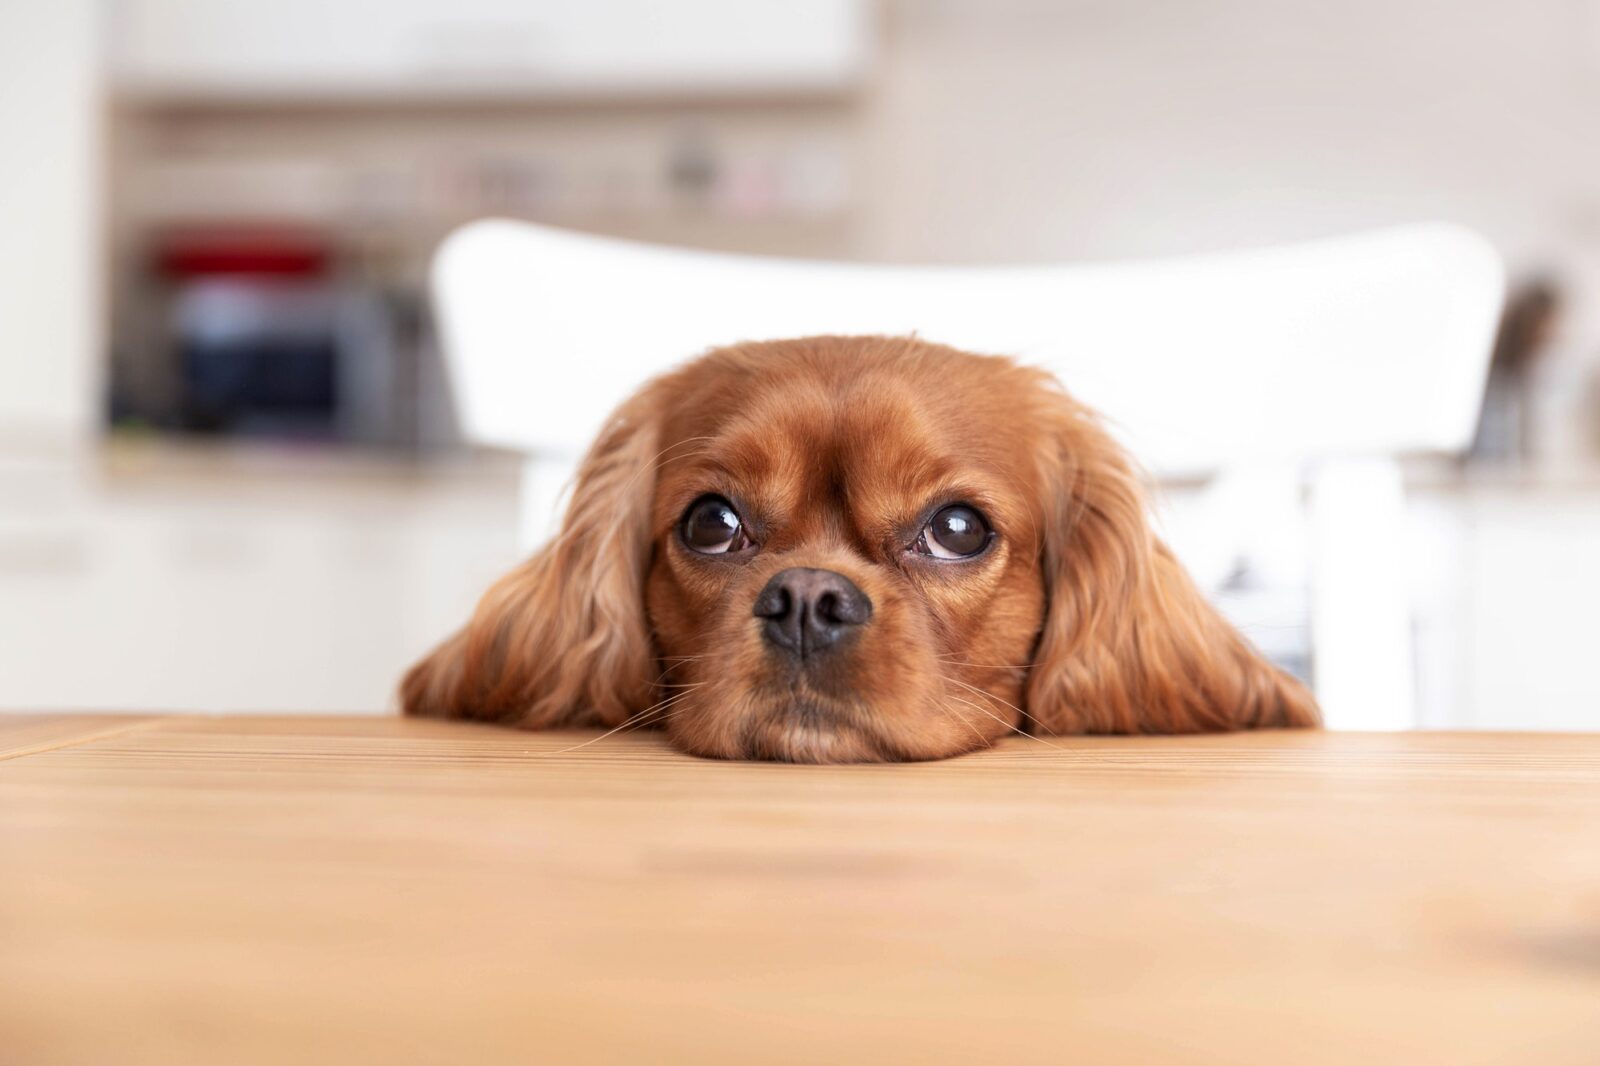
[402,336,1319,761]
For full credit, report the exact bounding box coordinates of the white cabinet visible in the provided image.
[1457,491,1600,730]
[0,3,100,442]
[1412,481,1600,731]
[0,448,522,714]
[108,0,873,101]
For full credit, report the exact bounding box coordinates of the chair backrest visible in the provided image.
[432,220,1503,478]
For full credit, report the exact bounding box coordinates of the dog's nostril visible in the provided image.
[752,585,790,620]
[824,588,870,627]
[815,591,839,622]
[754,567,872,659]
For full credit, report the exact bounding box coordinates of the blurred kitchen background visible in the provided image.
[3,0,1599,728]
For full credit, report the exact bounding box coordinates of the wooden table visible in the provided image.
[3,715,1597,1065]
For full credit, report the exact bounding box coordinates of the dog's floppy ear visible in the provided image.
[400,384,665,728]
[1023,382,1320,734]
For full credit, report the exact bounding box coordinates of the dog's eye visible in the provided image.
[681,496,752,555]
[914,504,992,560]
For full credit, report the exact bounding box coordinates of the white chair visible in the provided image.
[430,220,1504,731]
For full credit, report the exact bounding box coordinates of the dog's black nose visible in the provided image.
[753,568,872,659]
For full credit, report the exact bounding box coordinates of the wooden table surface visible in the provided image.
[2,715,1597,1066]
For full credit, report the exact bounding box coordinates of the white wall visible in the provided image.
[0,2,100,446]
[867,0,1600,345]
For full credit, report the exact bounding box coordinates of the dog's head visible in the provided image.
[403,336,1317,762]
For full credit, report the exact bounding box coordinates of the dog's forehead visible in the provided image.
[656,341,1040,525]
[689,342,1021,437]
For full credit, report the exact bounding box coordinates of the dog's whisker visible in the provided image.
[952,680,1063,746]
[934,656,1033,670]
[944,692,1069,751]
[939,677,1071,750]
[944,692,1023,737]
[608,682,709,734]
[650,655,714,688]
[538,689,697,755]
[934,699,992,749]
[651,662,692,685]
[943,674,1029,719]
[626,687,699,720]
[606,688,703,741]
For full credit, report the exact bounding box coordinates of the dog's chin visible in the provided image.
[737,703,895,764]
[694,694,876,758]
[663,690,898,764]
[665,691,999,764]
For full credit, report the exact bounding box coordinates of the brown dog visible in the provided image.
[402,336,1318,761]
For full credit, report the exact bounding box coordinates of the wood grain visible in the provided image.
[1,716,1597,1065]
[0,713,167,760]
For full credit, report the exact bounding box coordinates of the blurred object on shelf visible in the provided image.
[155,224,330,278]
[109,225,451,451]
[1522,333,1600,474]
[119,119,856,229]
[173,279,338,438]
[667,123,719,210]
[1469,278,1562,466]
